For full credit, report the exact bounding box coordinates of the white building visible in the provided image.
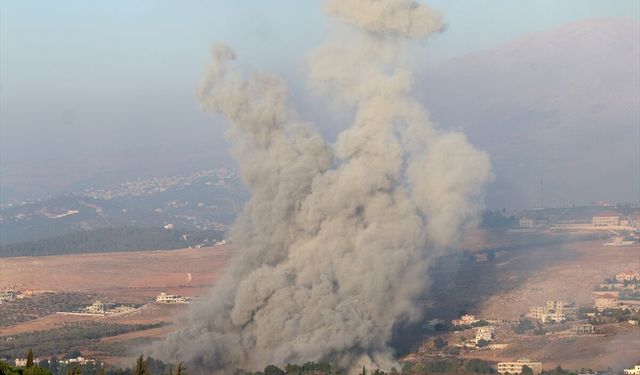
[519,217,536,229]
[0,290,16,302]
[63,356,97,365]
[541,312,566,323]
[85,300,116,314]
[527,300,571,322]
[573,324,595,335]
[452,314,478,326]
[624,365,640,375]
[616,270,639,282]
[498,359,543,375]
[475,326,494,343]
[15,358,40,367]
[156,292,190,304]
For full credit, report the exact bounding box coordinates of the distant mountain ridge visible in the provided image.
[419,18,640,208]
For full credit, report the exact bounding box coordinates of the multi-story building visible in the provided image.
[594,294,619,311]
[527,300,571,322]
[519,217,536,229]
[475,326,494,343]
[541,312,566,323]
[527,306,547,320]
[497,359,543,374]
[624,365,640,375]
[452,314,478,326]
[592,215,621,227]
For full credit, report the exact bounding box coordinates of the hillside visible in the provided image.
[0,169,246,244]
[419,18,640,208]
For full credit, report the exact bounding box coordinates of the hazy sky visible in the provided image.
[1,0,639,199]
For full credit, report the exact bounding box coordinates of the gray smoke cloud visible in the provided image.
[152,0,491,372]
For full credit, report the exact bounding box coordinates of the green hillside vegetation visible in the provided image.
[0,227,224,258]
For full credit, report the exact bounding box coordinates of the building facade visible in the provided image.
[156,292,190,304]
[497,359,543,374]
[475,326,494,343]
[624,365,640,375]
[0,290,16,302]
[594,294,619,311]
[573,324,595,334]
[592,215,621,227]
[452,314,478,326]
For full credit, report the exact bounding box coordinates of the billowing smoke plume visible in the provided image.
[152,0,491,371]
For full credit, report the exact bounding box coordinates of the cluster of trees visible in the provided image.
[234,362,341,375]
[1,322,164,359]
[0,227,224,258]
[589,308,640,325]
[401,358,494,374]
[432,320,490,332]
[0,354,184,375]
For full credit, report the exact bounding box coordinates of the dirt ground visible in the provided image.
[0,246,233,343]
[421,230,640,370]
[0,245,234,302]
[1,233,639,369]
[478,239,639,317]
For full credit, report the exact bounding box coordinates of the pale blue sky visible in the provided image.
[0,0,638,198]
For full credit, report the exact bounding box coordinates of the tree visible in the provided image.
[176,362,186,375]
[133,355,149,375]
[285,364,302,375]
[476,339,489,348]
[521,365,533,375]
[434,336,448,349]
[264,365,282,375]
[361,365,367,375]
[26,349,34,369]
[464,359,493,373]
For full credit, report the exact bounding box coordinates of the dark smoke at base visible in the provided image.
[151,0,492,372]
